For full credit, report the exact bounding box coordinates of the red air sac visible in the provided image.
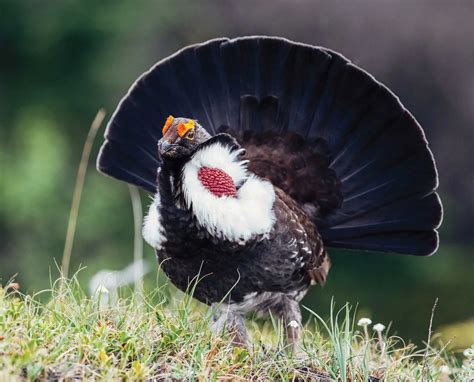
[198,167,237,197]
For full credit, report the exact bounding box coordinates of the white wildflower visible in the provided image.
[94,284,110,308]
[287,320,299,329]
[357,318,372,327]
[96,284,110,295]
[464,347,474,357]
[373,323,386,332]
[439,365,451,374]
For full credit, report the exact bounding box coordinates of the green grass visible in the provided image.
[0,277,472,381]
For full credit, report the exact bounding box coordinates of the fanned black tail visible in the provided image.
[97,36,442,256]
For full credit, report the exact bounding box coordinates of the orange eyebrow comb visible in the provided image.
[177,120,195,137]
[162,115,174,135]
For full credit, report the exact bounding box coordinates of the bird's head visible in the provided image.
[158,115,211,162]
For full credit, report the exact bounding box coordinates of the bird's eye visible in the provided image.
[186,130,195,140]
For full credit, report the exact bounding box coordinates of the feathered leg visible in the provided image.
[210,305,248,347]
[271,296,302,351]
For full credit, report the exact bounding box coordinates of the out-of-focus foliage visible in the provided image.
[0,1,473,345]
[439,319,474,351]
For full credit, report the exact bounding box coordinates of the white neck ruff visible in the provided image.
[181,142,276,243]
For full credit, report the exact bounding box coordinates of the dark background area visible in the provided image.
[1,1,473,349]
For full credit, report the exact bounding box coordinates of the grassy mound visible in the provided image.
[0,278,471,381]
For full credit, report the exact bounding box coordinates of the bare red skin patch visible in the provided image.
[198,167,237,197]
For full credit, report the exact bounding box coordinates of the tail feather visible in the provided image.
[321,193,441,237]
[327,230,438,256]
[97,36,442,256]
[98,141,157,193]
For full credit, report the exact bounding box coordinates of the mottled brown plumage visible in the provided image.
[273,187,331,286]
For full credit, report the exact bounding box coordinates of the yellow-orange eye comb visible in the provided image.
[177,119,195,137]
[162,115,174,135]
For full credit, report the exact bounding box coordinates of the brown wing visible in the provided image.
[273,187,331,286]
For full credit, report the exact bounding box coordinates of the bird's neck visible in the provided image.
[157,160,187,209]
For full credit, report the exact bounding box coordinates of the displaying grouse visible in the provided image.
[97,37,442,347]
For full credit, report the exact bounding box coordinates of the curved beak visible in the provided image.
[158,141,175,154]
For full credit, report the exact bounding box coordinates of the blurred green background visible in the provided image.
[1,1,473,349]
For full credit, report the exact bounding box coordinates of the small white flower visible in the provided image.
[439,365,451,374]
[357,318,372,327]
[287,320,299,329]
[94,284,110,308]
[464,347,474,357]
[96,284,110,295]
[373,323,386,332]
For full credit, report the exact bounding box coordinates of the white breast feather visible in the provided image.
[142,193,166,249]
[182,142,276,243]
